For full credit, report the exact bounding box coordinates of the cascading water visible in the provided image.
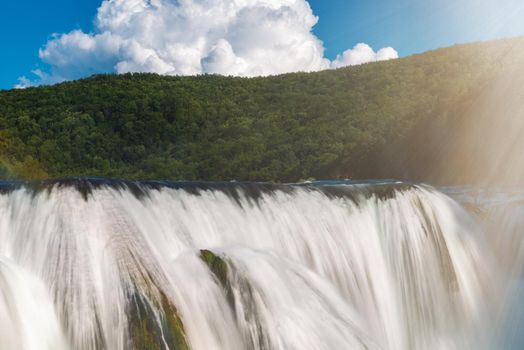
[444,187,524,349]
[0,258,68,350]
[0,179,504,349]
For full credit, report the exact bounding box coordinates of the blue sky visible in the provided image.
[311,0,524,58]
[0,0,99,89]
[1,0,524,89]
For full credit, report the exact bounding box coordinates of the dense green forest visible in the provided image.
[1,37,524,183]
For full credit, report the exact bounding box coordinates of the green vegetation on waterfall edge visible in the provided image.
[200,249,229,287]
[199,250,236,321]
[1,37,524,183]
[128,291,190,350]
[199,249,273,349]
[200,249,236,309]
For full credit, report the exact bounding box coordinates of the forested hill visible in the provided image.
[1,37,524,183]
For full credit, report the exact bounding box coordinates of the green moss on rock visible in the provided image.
[200,249,229,286]
[200,249,236,309]
[199,249,272,349]
[128,291,190,350]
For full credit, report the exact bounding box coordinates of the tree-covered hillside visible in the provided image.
[1,37,524,183]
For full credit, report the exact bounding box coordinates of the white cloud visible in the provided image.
[15,69,52,89]
[330,43,399,69]
[20,0,398,85]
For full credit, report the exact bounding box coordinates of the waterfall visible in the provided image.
[0,179,498,349]
[0,258,68,350]
[445,187,524,349]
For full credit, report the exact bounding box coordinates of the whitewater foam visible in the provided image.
[0,180,498,349]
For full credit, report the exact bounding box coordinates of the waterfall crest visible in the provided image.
[0,179,495,349]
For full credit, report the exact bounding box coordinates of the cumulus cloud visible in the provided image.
[15,69,52,89]
[330,43,399,69]
[18,0,398,86]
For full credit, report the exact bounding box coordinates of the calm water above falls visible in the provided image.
[0,178,521,349]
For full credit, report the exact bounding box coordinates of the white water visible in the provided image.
[445,188,524,349]
[0,182,507,349]
[0,258,68,350]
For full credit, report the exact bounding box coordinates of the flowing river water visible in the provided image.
[0,178,521,349]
